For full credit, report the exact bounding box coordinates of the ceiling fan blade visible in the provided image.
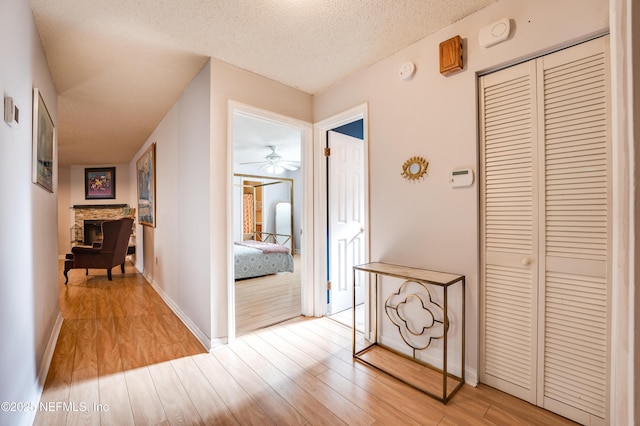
[279,162,299,171]
[279,160,300,166]
[239,161,269,165]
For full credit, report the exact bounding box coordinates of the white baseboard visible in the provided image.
[465,368,478,387]
[20,313,63,426]
[142,273,212,352]
[210,337,228,351]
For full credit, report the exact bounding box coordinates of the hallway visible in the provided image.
[35,262,577,425]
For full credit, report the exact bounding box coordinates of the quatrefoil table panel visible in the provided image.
[352,262,465,404]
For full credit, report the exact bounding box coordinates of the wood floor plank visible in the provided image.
[228,339,348,426]
[316,368,426,425]
[98,372,136,426]
[235,255,301,335]
[123,367,168,426]
[170,356,239,425]
[244,332,376,426]
[289,321,379,383]
[96,317,122,376]
[147,361,205,425]
[34,319,78,426]
[193,352,276,425]
[213,346,308,425]
[68,319,100,426]
[258,328,330,376]
[476,384,576,425]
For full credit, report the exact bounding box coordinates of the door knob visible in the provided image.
[521,257,532,266]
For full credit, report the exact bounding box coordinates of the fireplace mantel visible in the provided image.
[71,204,133,244]
[72,204,129,209]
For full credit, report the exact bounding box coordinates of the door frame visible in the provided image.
[227,101,314,342]
[312,103,370,317]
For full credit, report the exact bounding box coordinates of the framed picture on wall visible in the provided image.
[32,88,56,193]
[84,167,116,199]
[136,143,156,227]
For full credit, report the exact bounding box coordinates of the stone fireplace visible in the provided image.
[83,220,104,245]
[71,204,132,245]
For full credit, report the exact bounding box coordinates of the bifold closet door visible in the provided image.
[479,60,540,404]
[480,36,610,424]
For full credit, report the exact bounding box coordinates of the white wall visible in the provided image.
[131,58,312,348]
[0,1,60,424]
[313,0,609,384]
[130,61,212,344]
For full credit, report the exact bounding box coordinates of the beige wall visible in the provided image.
[57,166,71,255]
[0,1,61,424]
[313,0,609,384]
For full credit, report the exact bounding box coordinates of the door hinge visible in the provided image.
[324,147,331,157]
[327,281,332,290]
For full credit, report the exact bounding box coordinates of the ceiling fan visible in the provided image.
[240,145,300,174]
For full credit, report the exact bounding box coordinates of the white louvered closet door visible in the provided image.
[480,36,610,425]
[479,60,539,404]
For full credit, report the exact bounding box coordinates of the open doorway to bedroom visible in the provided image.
[230,105,312,337]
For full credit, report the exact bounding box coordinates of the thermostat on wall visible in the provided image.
[450,168,474,187]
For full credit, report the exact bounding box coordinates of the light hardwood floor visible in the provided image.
[35,260,577,425]
[235,255,302,335]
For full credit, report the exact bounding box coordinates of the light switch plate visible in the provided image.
[4,96,19,127]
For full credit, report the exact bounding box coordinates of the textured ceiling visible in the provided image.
[29,0,498,166]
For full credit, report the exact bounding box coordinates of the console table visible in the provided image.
[352,262,465,403]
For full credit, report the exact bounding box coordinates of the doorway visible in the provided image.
[313,104,369,329]
[228,103,313,339]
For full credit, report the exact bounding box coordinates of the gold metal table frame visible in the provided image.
[352,262,465,404]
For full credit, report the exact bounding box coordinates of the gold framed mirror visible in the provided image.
[401,156,429,181]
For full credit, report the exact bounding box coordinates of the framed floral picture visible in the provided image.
[85,167,116,199]
[32,88,56,192]
[136,143,156,227]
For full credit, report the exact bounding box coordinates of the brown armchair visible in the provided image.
[64,217,134,284]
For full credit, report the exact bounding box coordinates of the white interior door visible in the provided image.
[328,130,365,314]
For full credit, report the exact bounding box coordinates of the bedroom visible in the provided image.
[231,109,304,334]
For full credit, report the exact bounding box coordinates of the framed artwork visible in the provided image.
[136,143,156,227]
[32,88,56,192]
[84,167,116,199]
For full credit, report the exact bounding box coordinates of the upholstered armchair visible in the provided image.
[63,217,134,284]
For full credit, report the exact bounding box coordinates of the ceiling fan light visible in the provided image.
[266,164,285,175]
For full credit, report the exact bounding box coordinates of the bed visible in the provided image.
[234,237,294,280]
